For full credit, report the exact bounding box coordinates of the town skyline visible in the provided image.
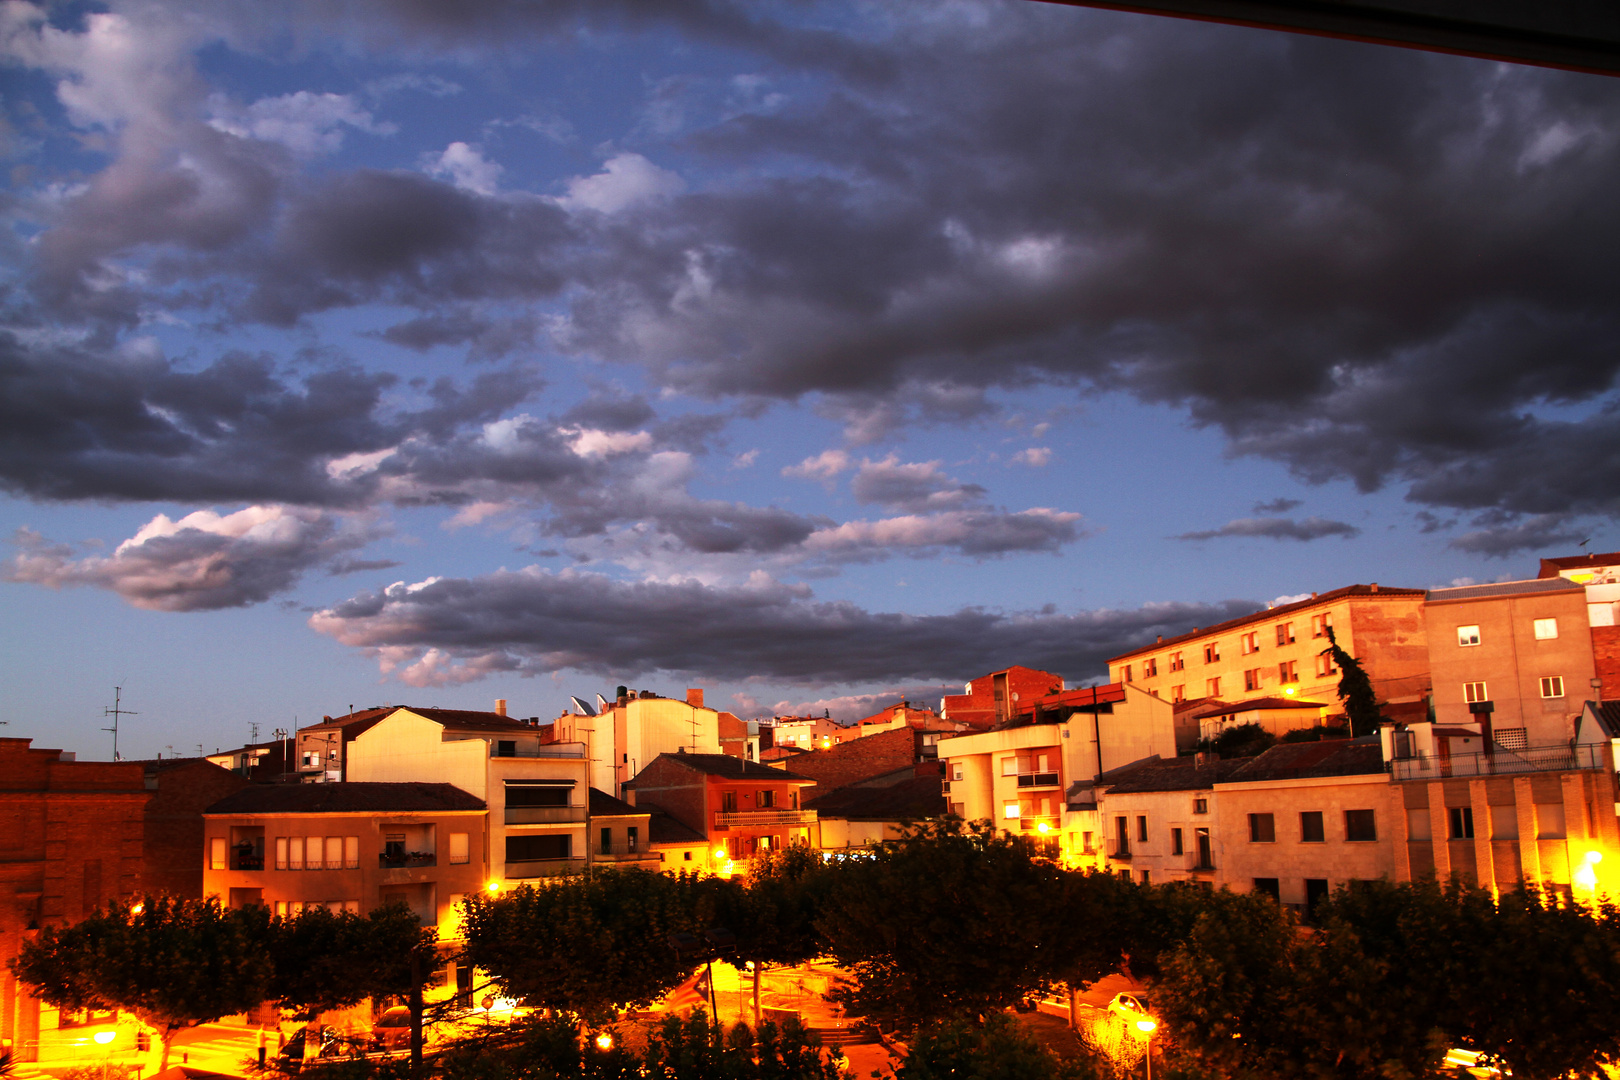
[2,0,1617,759]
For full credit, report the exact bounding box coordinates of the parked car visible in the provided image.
[372,1006,413,1052]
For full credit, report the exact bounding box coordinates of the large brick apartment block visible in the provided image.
[0,739,149,1062]
[140,758,251,899]
[941,666,1066,729]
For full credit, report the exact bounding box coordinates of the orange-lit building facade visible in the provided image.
[0,739,149,1062]
[940,666,1065,729]
[624,753,817,864]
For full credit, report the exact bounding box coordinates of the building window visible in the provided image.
[289,836,304,870]
[627,827,639,853]
[1169,651,1185,672]
[449,832,470,864]
[209,837,226,871]
[600,828,613,855]
[1315,653,1338,678]
[1240,631,1259,655]
[1276,623,1295,646]
[1300,811,1324,843]
[275,837,288,870]
[1533,618,1559,640]
[951,763,964,781]
[1448,807,1474,839]
[1136,815,1148,842]
[1312,612,1332,638]
[1082,831,1094,854]
[344,836,359,869]
[508,834,571,862]
[1140,870,1151,885]
[1115,816,1130,857]
[1345,810,1378,842]
[1204,641,1220,663]
[1248,813,1276,843]
[1207,677,1221,698]
[326,836,343,869]
[1004,802,1022,820]
[1495,727,1528,751]
[1171,684,1186,703]
[1122,664,1133,682]
[1244,668,1261,692]
[1457,625,1480,647]
[760,789,776,809]
[1253,878,1281,901]
[1279,660,1299,684]
[1144,657,1158,677]
[1540,676,1565,699]
[1464,681,1489,704]
[1171,828,1183,855]
[1194,798,1208,814]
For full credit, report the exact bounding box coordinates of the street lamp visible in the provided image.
[593,1033,614,1052]
[1134,1017,1157,1080]
[94,1028,116,1080]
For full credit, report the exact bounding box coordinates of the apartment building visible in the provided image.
[1099,740,1396,914]
[345,707,590,884]
[1540,550,1620,691]
[1423,578,1594,748]
[856,700,951,739]
[624,753,817,868]
[292,708,393,782]
[940,666,1065,729]
[1192,696,1335,743]
[552,687,723,797]
[770,715,853,752]
[586,788,659,870]
[937,683,1179,867]
[1106,584,1430,714]
[201,782,486,937]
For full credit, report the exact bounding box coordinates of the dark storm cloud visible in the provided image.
[559,391,656,432]
[1447,514,1585,558]
[309,567,1262,685]
[1176,516,1360,542]
[848,456,986,513]
[1254,498,1302,514]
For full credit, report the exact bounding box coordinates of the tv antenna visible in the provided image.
[103,687,137,761]
[249,722,261,744]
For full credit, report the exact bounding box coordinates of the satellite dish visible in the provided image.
[570,696,597,716]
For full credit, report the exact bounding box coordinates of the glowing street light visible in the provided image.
[486,881,501,895]
[1575,849,1604,893]
[594,1032,614,1052]
[93,1030,117,1046]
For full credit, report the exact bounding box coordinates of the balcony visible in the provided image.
[1018,816,1060,832]
[379,852,436,868]
[230,849,264,871]
[490,743,585,759]
[1110,842,1131,861]
[1390,743,1602,782]
[504,806,588,825]
[505,856,587,879]
[593,842,656,861]
[1016,772,1061,789]
[713,809,817,830]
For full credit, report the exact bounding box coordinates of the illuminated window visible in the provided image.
[275,838,288,870]
[1240,631,1259,655]
[209,837,226,871]
[1276,623,1295,646]
[1533,618,1558,640]
[951,763,963,781]
[1540,676,1565,699]
[344,836,359,869]
[1457,625,1480,647]
[289,837,304,871]
[1315,653,1338,677]
[449,833,470,865]
[1004,803,1021,819]
[1464,681,1488,704]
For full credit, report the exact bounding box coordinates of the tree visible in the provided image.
[10,896,274,1071]
[710,846,829,1025]
[267,902,436,1018]
[461,868,712,1020]
[897,1014,1108,1080]
[1322,626,1384,737]
[816,820,1073,1029]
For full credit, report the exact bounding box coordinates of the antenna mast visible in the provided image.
[103,687,138,761]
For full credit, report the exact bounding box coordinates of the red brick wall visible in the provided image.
[626,757,709,837]
[1594,626,1620,692]
[143,759,251,899]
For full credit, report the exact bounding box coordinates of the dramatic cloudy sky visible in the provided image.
[2,0,1617,758]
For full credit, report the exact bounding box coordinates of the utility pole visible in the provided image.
[103,687,137,761]
[273,728,289,778]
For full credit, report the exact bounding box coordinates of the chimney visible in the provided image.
[1370,583,1379,593]
[687,688,704,708]
[495,699,507,717]
[617,685,629,706]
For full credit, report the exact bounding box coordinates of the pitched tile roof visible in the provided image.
[1102,757,1247,793]
[588,787,646,816]
[399,707,545,732]
[1107,584,1425,663]
[297,707,394,735]
[1194,697,1332,718]
[645,808,706,845]
[804,775,945,821]
[1222,739,1385,782]
[1425,578,1584,602]
[628,752,815,784]
[205,782,485,815]
[1540,552,1620,577]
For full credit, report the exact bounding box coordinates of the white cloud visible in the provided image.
[207,91,394,157]
[556,153,684,214]
[565,427,655,459]
[783,449,851,482]
[425,141,503,195]
[1010,447,1052,467]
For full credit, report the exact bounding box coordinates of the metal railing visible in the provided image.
[231,852,264,871]
[1391,743,1601,781]
[504,856,587,879]
[379,852,436,868]
[713,809,817,829]
[490,744,585,758]
[593,842,655,859]
[505,806,588,825]
[1016,772,1062,788]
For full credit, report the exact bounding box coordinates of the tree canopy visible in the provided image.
[1323,626,1385,737]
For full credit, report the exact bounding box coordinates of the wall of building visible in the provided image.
[1099,786,1220,886]
[349,712,490,798]
[142,759,250,899]
[1213,774,1397,906]
[1424,587,1594,744]
[488,751,588,882]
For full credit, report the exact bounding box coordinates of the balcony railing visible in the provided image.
[1110,842,1131,860]
[1390,743,1601,781]
[379,852,436,868]
[231,851,264,871]
[505,856,587,879]
[490,744,585,759]
[505,806,588,825]
[593,843,656,860]
[1016,772,1061,789]
[713,809,817,829]
[1018,816,1060,832]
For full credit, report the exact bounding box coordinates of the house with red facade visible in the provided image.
[623,753,817,864]
[940,666,1066,729]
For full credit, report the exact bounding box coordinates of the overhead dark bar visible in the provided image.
[1032,1,1620,76]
